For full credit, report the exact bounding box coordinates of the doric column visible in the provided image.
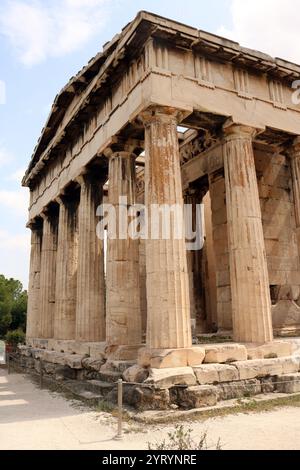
[139,239,148,338]
[142,107,192,349]
[76,173,106,342]
[39,208,58,339]
[106,151,142,348]
[290,137,300,230]
[54,195,79,341]
[223,122,273,344]
[26,220,43,340]
[184,188,207,335]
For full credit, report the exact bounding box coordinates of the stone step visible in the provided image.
[63,380,103,404]
[75,390,103,403]
[85,379,115,395]
[276,373,300,393]
[98,370,123,383]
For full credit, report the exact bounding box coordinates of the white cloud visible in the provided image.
[218,0,300,64]
[0,229,30,287]
[0,188,29,215]
[0,0,111,66]
[0,80,6,105]
[6,167,26,182]
[0,145,14,169]
[0,229,29,250]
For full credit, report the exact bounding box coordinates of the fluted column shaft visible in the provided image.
[39,211,58,339]
[26,221,43,340]
[76,174,106,342]
[184,189,206,334]
[290,137,300,229]
[143,107,192,349]
[54,196,79,340]
[106,152,142,346]
[223,123,273,344]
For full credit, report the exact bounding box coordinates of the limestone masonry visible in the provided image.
[21,12,300,410]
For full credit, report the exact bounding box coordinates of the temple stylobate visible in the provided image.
[21,12,300,408]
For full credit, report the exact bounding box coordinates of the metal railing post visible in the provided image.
[115,379,123,440]
[7,352,11,375]
[40,359,43,389]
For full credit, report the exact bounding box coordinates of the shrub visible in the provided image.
[148,425,222,450]
[5,329,26,347]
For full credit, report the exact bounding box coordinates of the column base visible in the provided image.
[138,347,206,369]
[105,344,144,361]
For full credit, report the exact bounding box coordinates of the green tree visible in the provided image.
[0,275,27,338]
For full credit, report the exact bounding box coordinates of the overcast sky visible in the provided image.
[0,0,299,288]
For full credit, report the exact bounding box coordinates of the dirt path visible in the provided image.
[0,369,300,450]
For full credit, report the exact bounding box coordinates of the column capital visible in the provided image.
[139,106,184,127]
[40,207,53,221]
[39,202,60,222]
[103,136,142,158]
[289,136,300,159]
[75,171,97,187]
[110,150,136,159]
[55,195,65,206]
[26,217,42,231]
[40,212,49,222]
[223,119,264,141]
[54,191,68,206]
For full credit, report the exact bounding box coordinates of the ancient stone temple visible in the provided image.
[21,12,300,409]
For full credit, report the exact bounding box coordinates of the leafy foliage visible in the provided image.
[148,425,222,451]
[0,275,27,338]
[5,329,26,347]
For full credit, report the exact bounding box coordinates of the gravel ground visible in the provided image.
[0,369,300,450]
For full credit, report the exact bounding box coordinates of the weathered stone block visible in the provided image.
[234,357,299,381]
[31,348,44,360]
[276,374,300,394]
[64,354,84,370]
[32,339,49,350]
[88,342,106,360]
[126,386,170,411]
[193,364,239,385]
[41,351,65,366]
[175,385,218,409]
[204,344,247,364]
[54,366,77,381]
[233,358,284,380]
[43,362,57,375]
[52,340,75,353]
[246,341,293,360]
[82,357,105,372]
[145,367,197,389]
[217,379,261,400]
[107,345,143,361]
[138,348,188,369]
[261,377,276,393]
[281,357,300,374]
[186,347,205,366]
[99,362,123,382]
[104,360,136,374]
[123,365,149,383]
